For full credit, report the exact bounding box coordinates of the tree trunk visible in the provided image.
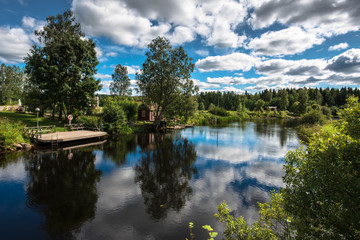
[52,104,56,119]
[58,103,63,121]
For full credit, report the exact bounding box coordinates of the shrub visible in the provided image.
[76,115,101,129]
[209,106,229,116]
[299,109,326,125]
[102,98,126,134]
[0,118,27,150]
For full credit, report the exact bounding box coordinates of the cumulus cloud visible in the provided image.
[95,73,111,80]
[72,0,248,48]
[326,48,360,74]
[329,42,349,51]
[247,26,325,56]
[0,27,32,64]
[248,0,360,37]
[192,79,220,90]
[196,53,258,72]
[195,49,209,57]
[126,65,141,75]
[255,58,328,76]
[207,76,247,85]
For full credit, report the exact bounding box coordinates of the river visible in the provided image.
[0,120,300,239]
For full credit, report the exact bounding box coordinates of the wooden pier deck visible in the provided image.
[35,130,107,143]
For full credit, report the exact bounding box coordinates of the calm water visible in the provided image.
[0,120,300,240]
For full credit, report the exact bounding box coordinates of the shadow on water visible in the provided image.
[25,149,102,239]
[134,133,198,220]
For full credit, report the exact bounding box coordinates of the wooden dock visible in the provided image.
[34,130,107,143]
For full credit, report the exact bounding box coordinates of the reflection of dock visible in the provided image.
[35,130,107,143]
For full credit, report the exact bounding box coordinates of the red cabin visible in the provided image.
[138,103,155,121]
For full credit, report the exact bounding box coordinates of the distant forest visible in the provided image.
[196,87,360,115]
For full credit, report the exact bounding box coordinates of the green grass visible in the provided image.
[0,111,66,132]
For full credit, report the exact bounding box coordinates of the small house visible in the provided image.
[138,103,155,121]
[268,106,277,112]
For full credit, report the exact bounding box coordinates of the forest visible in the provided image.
[196,87,360,115]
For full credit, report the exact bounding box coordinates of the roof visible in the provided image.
[139,103,156,111]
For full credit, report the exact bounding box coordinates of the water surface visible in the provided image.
[0,120,300,239]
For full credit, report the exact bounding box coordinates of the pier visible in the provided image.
[35,130,107,143]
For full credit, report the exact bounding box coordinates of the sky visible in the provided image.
[1,0,360,95]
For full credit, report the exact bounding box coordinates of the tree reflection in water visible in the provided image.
[25,149,101,239]
[102,135,137,165]
[135,133,197,220]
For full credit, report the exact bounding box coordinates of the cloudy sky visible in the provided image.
[1,0,360,94]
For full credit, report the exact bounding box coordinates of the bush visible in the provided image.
[76,115,101,129]
[102,98,127,134]
[208,106,229,116]
[0,118,27,150]
[299,109,326,125]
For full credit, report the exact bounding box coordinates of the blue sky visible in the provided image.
[1,0,360,95]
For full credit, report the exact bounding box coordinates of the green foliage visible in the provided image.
[186,222,218,240]
[337,96,360,138]
[24,10,101,120]
[102,97,136,134]
[299,109,326,125]
[102,100,125,134]
[136,37,197,128]
[283,96,360,239]
[76,115,101,129]
[0,64,24,105]
[110,64,131,96]
[237,103,249,119]
[209,106,230,116]
[202,225,218,240]
[118,98,138,121]
[215,192,295,240]
[0,118,27,150]
[254,99,265,112]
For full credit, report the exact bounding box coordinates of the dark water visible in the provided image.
[0,120,300,240]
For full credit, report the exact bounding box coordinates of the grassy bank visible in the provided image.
[0,111,65,132]
[0,118,29,151]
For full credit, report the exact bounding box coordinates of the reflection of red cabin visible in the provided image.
[138,103,155,121]
[137,133,155,150]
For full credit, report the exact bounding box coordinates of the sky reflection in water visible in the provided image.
[0,120,300,240]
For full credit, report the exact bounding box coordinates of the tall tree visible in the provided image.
[0,64,24,105]
[136,37,197,128]
[24,10,101,120]
[110,64,131,96]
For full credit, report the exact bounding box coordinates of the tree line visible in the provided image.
[197,87,360,115]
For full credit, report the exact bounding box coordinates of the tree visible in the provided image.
[136,37,197,129]
[278,89,289,110]
[283,96,360,239]
[0,64,24,105]
[24,10,101,120]
[110,64,131,96]
[254,99,265,112]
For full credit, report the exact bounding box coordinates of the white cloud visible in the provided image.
[255,58,328,76]
[248,0,360,37]
[247,26,325,56]
[0,26,32,64]
[221,86,245,94]
[105,52,118,57]
[95,46,103,59]
[72,0,248,48]
[207,76,247,85]
[326,48,360,74]
[95,73,111,80]
[126,65,141,75]
[195,49,209,57]
[192,78,220,90]
[329,42,349,51]
[196,52,258,72]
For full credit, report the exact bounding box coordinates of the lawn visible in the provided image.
[0,111,66,132]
